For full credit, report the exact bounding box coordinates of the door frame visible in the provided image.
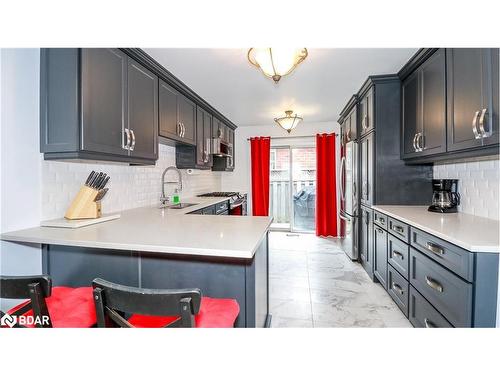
[269,144,317,234]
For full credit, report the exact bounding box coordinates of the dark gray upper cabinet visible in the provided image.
[402,49,447,159]
[359,87,374,136]
[127,58,158,160]
[447,48,495,152]
[81,49,128,157]
[338,96,358,144]
[158,80,196,146]
[178,95,196,145]
[402,71,420,158]
[41,48,157,165]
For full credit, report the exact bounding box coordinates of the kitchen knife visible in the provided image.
[85,171,96,186]
[94,188,109,202]
[98,176,110,190]
[92,172,104,189]
[88,172,100,189]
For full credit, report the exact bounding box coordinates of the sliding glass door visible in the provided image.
[269,146,317,233]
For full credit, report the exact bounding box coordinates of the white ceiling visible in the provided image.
[144,48,417,127]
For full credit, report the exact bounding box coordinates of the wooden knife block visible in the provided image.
[65,186,102,220]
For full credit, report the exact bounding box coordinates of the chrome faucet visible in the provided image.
[160,166,183,205]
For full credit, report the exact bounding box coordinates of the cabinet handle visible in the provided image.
[129,129,136,151]
[376,227,383,234]
[379,218,385,224]
[392,250,403,259]
[182,123,186,138]
[393,225,405,234]
[478,108,490,138]
[177,122,182,137]
[412,133,418,152]
[392,283,404,295]
[123,128,131,150]
[424,318,436,328]
[425,276,443,293]
[425,241,444,256]
[418,132,424,151]
[362,114,368,129]
[472,110,481,139]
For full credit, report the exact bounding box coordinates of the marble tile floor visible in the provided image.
[268,232,412,328]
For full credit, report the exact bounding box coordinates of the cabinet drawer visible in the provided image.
[215,200,229,214]
[387,234,409,279]
[388,217,409,242]
[387,265,409,317]
[409,286,453,328]
[410,227,473,281]
[409,248,473,327]
[202,205,216,215]
[373,211,388,230]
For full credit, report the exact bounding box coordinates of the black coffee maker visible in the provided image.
[428,179,460,213]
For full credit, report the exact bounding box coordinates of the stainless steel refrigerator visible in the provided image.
[339,140,359,260]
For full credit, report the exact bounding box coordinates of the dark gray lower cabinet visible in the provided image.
[409,286,453,328]
[373,224,388,289]
[387,265,409,317]
[371,208,499,328]
[359,205,374,278]
[409,248,473,327]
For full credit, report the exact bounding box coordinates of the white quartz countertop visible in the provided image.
[0,197,273,259]
[372,205,500,253]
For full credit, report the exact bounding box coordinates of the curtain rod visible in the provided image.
[246,134,338,141]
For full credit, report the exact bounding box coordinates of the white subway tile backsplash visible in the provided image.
[433,155,500,220]
[41,144,222,220]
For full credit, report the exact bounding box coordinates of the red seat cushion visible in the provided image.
[5,286,96,328]
[128,297,240,328]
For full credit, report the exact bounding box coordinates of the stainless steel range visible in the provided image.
[197,192,247,215]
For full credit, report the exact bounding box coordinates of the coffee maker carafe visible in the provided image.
[428,179,460,213]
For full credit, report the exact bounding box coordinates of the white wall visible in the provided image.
[221,121,340,213]
[0,49,43,310]
[433,155,499,220]
[42,145,222,220]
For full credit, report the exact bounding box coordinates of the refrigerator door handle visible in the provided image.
[339,211,351,222]
[339,156,346,202]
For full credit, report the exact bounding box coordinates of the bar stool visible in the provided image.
[0,275,96,328]
[92,278,240,328]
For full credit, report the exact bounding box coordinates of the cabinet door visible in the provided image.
[373,225,388,289]
[212,117,221,138]
[127,58,158,160]
[178,95,196,145]
[420,49,447,156]
[360,206,374,278]
[159,80,181,139]
[204,111,213,167]
[360,133,374,206]
[196,107,205,165]
[349,106,358,141]
[447,48,493,151]
[81,48,128,156]
[402,71,421,159]
[483,48,499,146]
[360,87,374,136]
[228,128,235,169]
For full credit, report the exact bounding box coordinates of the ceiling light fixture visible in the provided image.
[247,48,308,83]
[274,110,303,133]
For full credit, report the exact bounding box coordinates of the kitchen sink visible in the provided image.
[162,203,198,210]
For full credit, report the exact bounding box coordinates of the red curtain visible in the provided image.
[250,137,271,216]
[316,133,338,237]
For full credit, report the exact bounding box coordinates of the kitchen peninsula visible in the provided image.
[0,197,273,328]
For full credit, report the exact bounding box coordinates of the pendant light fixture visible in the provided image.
[247,48,308,83]
[274,110,303,133]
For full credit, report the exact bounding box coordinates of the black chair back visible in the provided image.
[0,275,53,328]
[92,278,202,328]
